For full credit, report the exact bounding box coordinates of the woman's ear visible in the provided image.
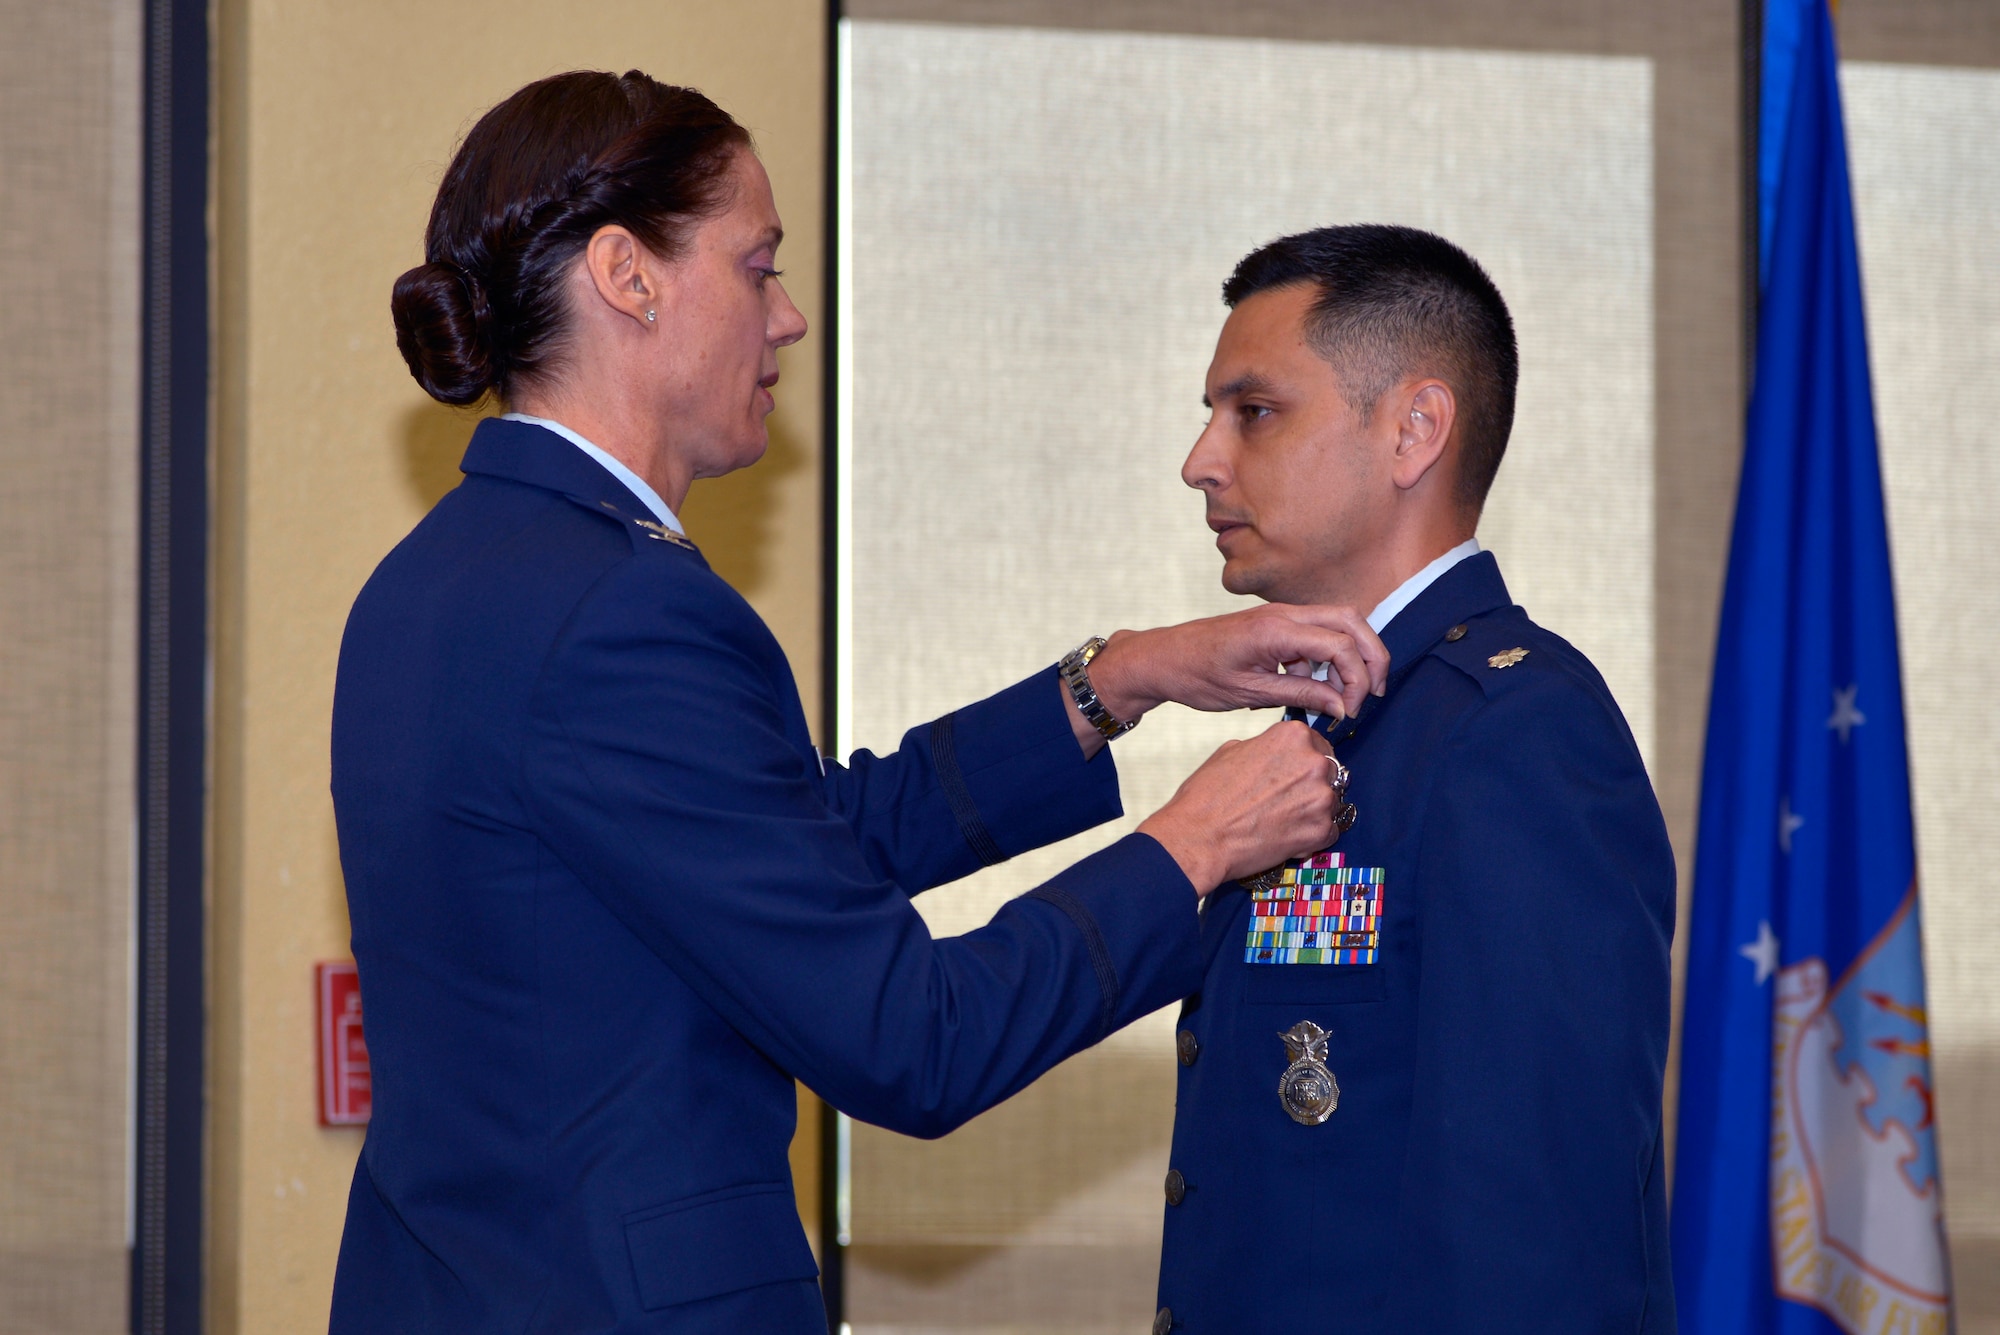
[582,224,659,329]
[1390,380,1456,493]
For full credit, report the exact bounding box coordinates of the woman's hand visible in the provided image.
[1066,604,1389,755]
[1137,720,1346,895]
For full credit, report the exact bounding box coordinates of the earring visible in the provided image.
[646,309,656,323]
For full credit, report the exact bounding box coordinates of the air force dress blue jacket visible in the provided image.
[1154,552,1677,1334]
[328,418,1204,1333]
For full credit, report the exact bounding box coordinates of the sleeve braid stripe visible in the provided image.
[928,712,1008,868]
[1025,884,1120,1040]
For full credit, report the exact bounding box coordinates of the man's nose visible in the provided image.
[1182,424,1228,492]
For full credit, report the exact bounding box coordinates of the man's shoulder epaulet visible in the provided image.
[1427,606,1569,701]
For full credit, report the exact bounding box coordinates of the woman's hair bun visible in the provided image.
[397,71,748,405]
[391,260,495,405]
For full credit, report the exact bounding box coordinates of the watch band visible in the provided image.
[1060,636,1138,740]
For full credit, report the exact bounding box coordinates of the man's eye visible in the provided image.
[1240,404,1273,422]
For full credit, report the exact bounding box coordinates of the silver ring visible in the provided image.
[1326,755,1350,792]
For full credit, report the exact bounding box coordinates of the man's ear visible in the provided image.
[1389,379,1456,493]
[581,224,662,330]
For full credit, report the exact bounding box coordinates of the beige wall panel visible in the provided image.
[0,0,140,1330]
[208,4,825,1330]
[1844,59,2000,1315]
[842,0,1754,1187]
[840,21,1651,1325]
[843,20,1653,972]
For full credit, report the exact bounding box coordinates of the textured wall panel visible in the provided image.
[1844,60,2000,1296]
[0,1,140,1330]
[844,0,1757,1195]
[840,21,1652,1322]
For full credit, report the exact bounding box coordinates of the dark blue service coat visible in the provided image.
[1155,553,1677,1333]
[328,417,1203,1333]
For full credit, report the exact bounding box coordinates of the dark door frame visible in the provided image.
[133,0,210,1330]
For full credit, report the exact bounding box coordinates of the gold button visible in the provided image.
[1445,624,1467,642]
[1154,1307,1174,1335]
[1176,1029,1200,1066]
[1165,1168,1186,1206]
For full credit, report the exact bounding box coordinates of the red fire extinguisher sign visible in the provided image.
[316,961,371,1126]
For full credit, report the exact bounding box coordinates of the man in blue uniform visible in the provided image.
[1155,226,1677,1332]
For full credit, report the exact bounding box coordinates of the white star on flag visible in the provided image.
[1827,684,1866,744]
[1739,920,1780,985]
[1779,796,1805,854]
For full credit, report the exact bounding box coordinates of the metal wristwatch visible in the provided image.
[1059,636,1138,740]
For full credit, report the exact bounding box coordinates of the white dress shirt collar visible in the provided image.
[1367,537,1483,633]
[500,412,684,535]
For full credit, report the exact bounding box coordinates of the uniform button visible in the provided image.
[1445,623,1468,642]
[1164,1168,1187,1206]
[1176,1029,1201,1066]
[1154,1306,1174,1334]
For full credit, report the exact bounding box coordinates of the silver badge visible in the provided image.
[1278,1020,1339,1125]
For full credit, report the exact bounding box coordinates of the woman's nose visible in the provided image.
[769,282,808,348]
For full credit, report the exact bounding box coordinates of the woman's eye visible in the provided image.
[755,267,784,284]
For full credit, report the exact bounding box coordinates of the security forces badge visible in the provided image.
[1277,1020,1339,1126]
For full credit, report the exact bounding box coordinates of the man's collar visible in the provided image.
[460,416,660,520]
[1376,549,1511,672]
[1367,538,1481,633]
[1307,550,1513,742]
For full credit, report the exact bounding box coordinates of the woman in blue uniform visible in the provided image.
[329,70,1383,1334]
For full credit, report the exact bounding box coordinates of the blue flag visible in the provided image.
[1671,3,1952,1332]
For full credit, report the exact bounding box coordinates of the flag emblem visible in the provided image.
[1769,890,1947,1330]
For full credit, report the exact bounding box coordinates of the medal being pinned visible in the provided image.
[1278,1020,1339,1125]
[1237,750,1355,893]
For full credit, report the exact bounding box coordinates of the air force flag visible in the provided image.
[1671,2,1953,1332]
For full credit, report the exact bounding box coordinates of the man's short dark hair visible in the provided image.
[1222,224,1518,512]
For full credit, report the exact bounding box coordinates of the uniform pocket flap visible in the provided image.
[1244,963,1387,1006]
[623,1182,819,1311]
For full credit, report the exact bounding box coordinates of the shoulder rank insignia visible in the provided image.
[1278,1020,1339,1125]
[598,499,698,550]
[1488,646,1530,669]
[633,517,696,550]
